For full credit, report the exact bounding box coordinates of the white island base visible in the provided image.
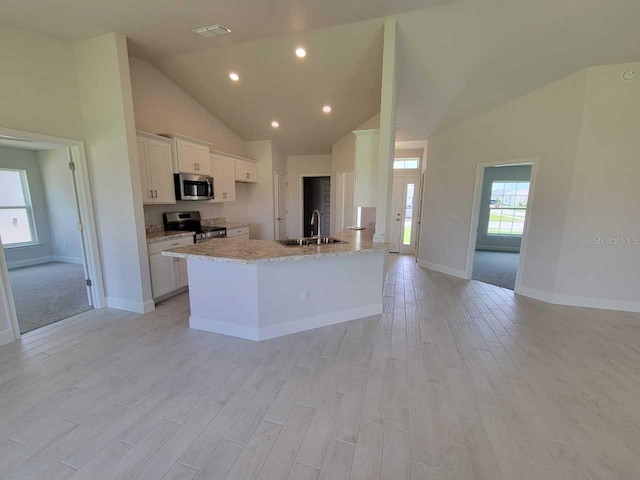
[187,251,386,340]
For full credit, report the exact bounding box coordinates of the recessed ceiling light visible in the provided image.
[229,72,239,81]
[271,121,280,128]
[322,105,332,113]
[295,47,306,58]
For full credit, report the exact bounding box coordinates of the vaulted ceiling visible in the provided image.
[153,20,384,154]
[0,0,441,58]
[4,0,640,155]
[394,0,640,141]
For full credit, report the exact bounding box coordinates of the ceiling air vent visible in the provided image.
[194,24,232,38]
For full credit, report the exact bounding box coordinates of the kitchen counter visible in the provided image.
[162,228,389,264]
[146,230,195,244]
[206,221,250,230]
[162,228,389,341]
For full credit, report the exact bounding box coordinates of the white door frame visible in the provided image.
[273,172,288,240]
[464,157,538,294]
[300,174,332,238]
[0,126,106,343]
[390,172,422,254]
[335,170,355,232]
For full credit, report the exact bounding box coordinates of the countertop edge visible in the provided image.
[146,231,195,244]
[162,244,389,264]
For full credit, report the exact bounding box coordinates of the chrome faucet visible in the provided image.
[310,209,321,238]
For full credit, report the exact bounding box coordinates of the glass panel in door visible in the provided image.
[402,183,415,246]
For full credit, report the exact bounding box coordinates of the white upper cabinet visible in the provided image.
[162,134,212,175]
[210,154,236,202]
[235,159,258,183]
[175,139,211,175]
[137,132,175,205]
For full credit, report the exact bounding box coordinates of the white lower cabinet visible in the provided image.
[227,226,250,240]
[148,236,193,300]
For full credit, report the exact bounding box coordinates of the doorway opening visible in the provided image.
[467,161,535,291]
[274,172,288,240]
[302,176,331,237]
[0,127,104,342]
[389,174,422,254]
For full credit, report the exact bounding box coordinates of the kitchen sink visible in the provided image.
[278,237,345,246]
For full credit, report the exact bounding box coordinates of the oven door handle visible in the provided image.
[207,179,213,199]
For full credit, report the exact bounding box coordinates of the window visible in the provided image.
[393,157,420,170]
[488,180,530,236]
[0,169,37,247]
[402,183,415,245]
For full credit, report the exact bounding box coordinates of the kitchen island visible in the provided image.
[162,229,390,340]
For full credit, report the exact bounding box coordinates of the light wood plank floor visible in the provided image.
[1,254,640,479]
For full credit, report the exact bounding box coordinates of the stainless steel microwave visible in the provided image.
[174,173,214,201]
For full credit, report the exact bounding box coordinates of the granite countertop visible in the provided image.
[146,230,195,244]
[207,222,250,230]
[162,228,391,264]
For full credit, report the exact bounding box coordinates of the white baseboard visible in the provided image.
[517,286,640,313]
[53,255,84,264]
[476,246,520,253]
[417,259,467,279]
[6,256,53,270]
[106,296,155,314]
[190,303,383,341]
[0,328,16,346]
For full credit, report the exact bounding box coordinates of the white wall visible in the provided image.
[0,146,53,267]
[74,33,153,313]
[245,140,276,240]
[331,132,356,234]
[129,57,247,157]
[553,63,640,307]
[420,62,640,311]
[0,26,84,140]
[129,56,252,227]
[38,148,84,263]
[420,69,586,289]
[286,155,332,239]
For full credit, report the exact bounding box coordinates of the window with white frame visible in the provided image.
[488,180,530,236]
[393,157,420,170]
[0,169,37,247]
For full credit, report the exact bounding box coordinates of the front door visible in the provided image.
[390,175,421,254]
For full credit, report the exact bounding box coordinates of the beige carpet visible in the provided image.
[8,261,92,333]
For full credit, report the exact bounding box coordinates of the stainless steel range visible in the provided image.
[163,212,226,243]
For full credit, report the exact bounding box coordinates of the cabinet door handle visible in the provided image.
[150,189,154,198]
[154,190,158,198]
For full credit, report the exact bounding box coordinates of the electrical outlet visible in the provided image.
[587,274,596,285]
[436,248,442,256]
[301,290,309,302]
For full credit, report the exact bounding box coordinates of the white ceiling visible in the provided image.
[394,0,640,141]
[0,0,444,58]
[5,0,640,155]
[153,20,385,154]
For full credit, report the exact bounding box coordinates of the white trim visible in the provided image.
[52,255,84,264]
[475,245,521,253]
[0,126,106,341]
[6,256,54,270]
[464,157,538,294]
[517,286,640,313]
[353,129,380,137]
[0,328,14,346]
[190,303,383,341]
[417,259,467,279]
[273,172,288,240]
[106,297,155,314]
